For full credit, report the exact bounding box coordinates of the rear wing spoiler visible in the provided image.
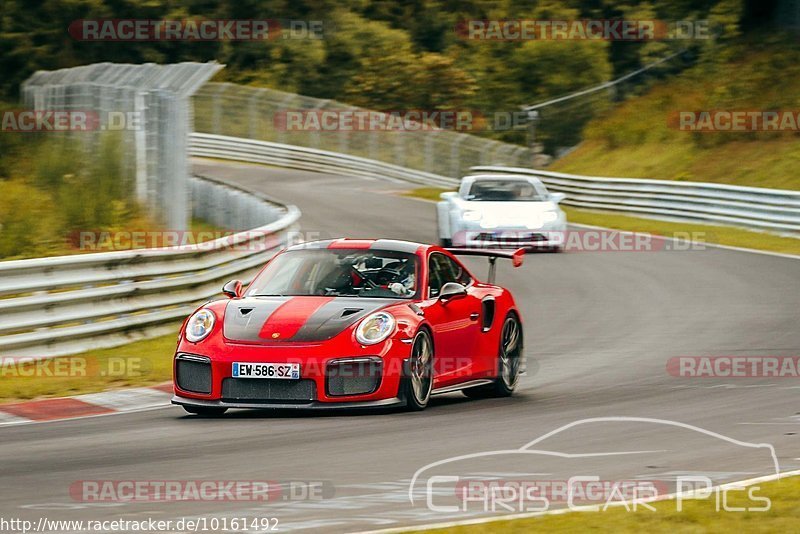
[445,248,525,284]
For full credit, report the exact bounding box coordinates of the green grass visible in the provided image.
[403,187,451,202]
[0,331,179,403]
[552,137,800,191]
[402,187,800,256]
[0,117,226,260]
[426,474,800,533]
[549,39,800,191]
[562,207,800,256]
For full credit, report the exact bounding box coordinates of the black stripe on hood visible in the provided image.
[223,297,396,343]
[291,298,395,342]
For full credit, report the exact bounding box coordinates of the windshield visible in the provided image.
[467,179,546,201]
[247,248,419,299]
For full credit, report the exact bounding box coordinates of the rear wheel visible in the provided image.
[182,406,228,417]
[463,313,522,398]
[403,329,433,411]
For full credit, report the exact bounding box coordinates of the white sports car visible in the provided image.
[437,174,567,250]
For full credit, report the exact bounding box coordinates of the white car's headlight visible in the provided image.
[462,210,482,221]
[185,309,216,342]
[356,312,396,345]
[541,211,559,223]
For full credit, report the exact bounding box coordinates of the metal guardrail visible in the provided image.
[189,133,800,235]
[8,131,798,359]
[190,133,459,188]
[471,166,800,234]
[0,176,299,359]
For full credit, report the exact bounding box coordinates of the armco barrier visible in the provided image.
[189,133,459,188]
[0,175,299,359]
[189,133,800,235]
[471,166,800,234]
[7,133,798,359]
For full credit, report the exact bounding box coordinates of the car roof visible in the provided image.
[462,173,544,185]
[286,238,427,254]
[458,173,547,196]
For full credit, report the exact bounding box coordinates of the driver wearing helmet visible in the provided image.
[384,260,416,296]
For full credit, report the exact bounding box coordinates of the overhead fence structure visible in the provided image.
[21,62,223,231]
[192,83,535,180]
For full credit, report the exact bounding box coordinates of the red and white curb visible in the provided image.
[0,383,173,426]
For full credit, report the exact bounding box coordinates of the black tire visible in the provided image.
[440,238,452,247]
[182,406,228,417]
[463,313,523,398]
[403,329,434,411]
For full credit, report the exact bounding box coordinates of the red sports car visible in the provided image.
[171,238,525,415]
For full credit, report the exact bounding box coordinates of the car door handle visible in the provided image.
[469,312,480,321]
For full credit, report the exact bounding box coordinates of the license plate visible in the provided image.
[232,362,300,379]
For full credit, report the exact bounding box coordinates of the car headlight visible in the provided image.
[462,210,482,221]
[185,309,216,342]
[355,312,396,345]
[541,211,559,223]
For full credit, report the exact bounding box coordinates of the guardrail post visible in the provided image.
[248,89,266,140]
[450,135,466,178]
[212,83,228,135]
[394,132,405,167]
[424,133,434,174]
[134,91,148,203]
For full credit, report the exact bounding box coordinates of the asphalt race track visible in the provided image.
[1,160,798,532]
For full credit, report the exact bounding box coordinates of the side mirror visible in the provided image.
[550,192,566,204]
[222,279,243,299]
[440,191,458,201]
[439,282,467,302]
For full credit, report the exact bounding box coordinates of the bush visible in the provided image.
[0,132,140,259]
[0,180,60,258]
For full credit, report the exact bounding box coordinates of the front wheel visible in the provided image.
[182,406,228,417]
[464,313,523,398]
[403,329,434,411]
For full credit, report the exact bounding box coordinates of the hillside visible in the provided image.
[550,37,800,191]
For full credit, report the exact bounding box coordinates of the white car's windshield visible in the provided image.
[247,249,419,299]
[467,179,546,201]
